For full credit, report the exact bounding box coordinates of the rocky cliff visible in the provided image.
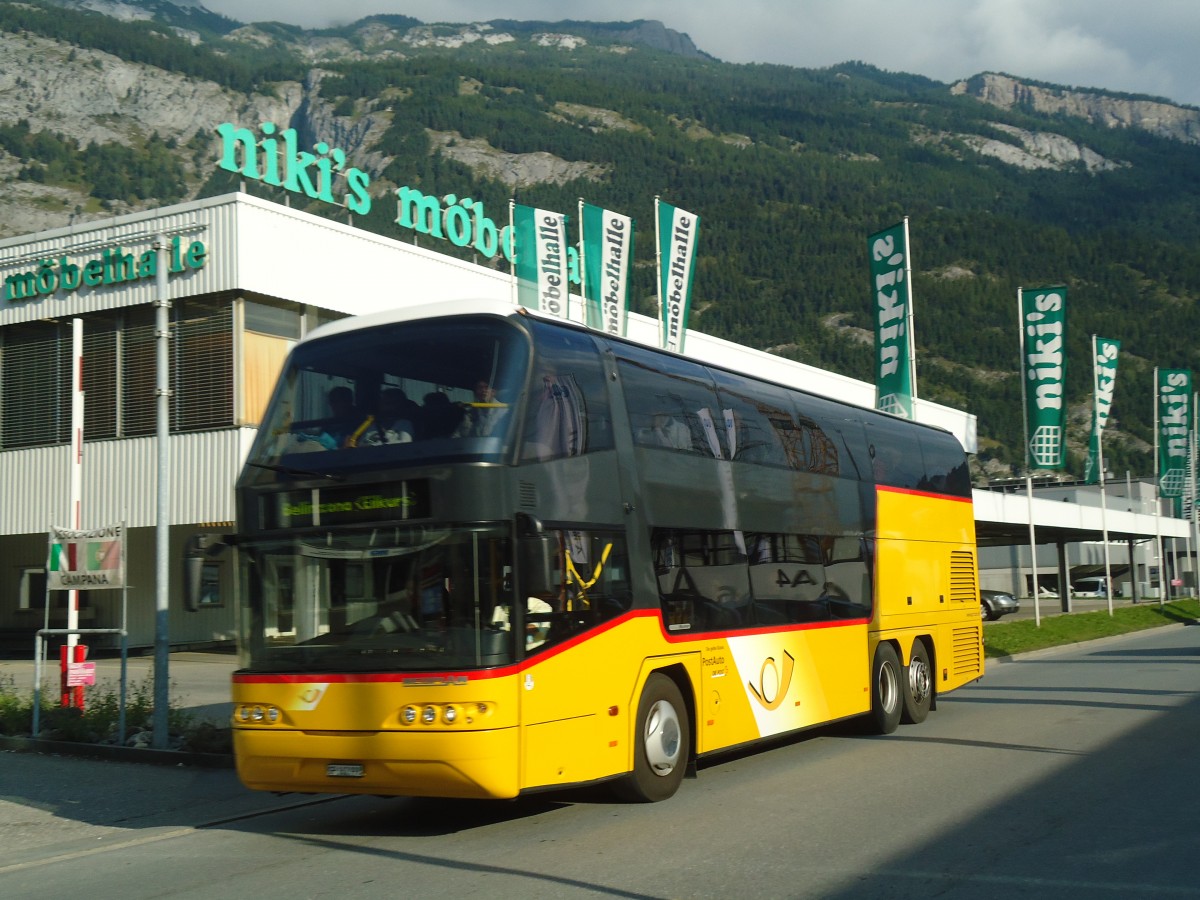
[952,72,1200,145]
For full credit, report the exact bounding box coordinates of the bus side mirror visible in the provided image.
[183,534,227,612]
[518,534,556,598]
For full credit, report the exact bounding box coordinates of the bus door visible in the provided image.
[516,526,634,790]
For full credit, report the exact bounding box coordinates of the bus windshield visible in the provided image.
[238,524,518,672]
[249,316,529,476]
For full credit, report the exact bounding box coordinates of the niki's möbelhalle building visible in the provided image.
[0,192,976,651]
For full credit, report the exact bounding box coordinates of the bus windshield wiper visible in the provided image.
[248,462,343,482]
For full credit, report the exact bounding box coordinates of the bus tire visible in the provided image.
[616,673,689,802]
[901,639,932,725]
[867,642,902,735]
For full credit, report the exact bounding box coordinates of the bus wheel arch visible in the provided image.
[615,669,692,802]
[866,641,903,734]
[900,636,934,725]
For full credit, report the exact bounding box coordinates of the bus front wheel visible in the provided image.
[616,673,689,802]
[901,639,932,725]
[867,643,902,734]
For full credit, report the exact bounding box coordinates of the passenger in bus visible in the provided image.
[348,389,416,446]
[317,386,359,449]
[454,379,510,438]
[420,390,464,438]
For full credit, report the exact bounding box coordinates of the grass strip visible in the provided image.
[984,598,1200,658]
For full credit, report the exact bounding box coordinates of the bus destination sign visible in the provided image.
[265,481,431,528]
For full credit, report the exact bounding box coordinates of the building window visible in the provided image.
[18,567,46,611]
[1,323,72,448]
[0,302,234,450]
[173,299,234,432]
[242,301,300,426]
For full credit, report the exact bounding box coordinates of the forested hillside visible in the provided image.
[6,0,1200,481]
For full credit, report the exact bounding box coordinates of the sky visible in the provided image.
[197,0,1200,108]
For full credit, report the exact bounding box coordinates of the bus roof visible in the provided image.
[302,298,529,345]
[297,298,974,449]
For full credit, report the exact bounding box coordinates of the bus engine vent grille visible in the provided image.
[951,624,982,676]
[519,481,537,509]
[949,550,978,603]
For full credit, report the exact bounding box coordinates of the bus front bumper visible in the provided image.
[233,726,520,799]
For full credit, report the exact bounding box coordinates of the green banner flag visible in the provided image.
[868,220,915,419]
[657,199,700,353]
[1084,337,1120,484]
[1156,368,1192,498]
[511,203,569,318]
[580,201,635,336]
[1019,286,1068,470]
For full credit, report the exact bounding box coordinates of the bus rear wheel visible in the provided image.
[866,642,902,734]
[616,673,689,802]
[901,639,932,725]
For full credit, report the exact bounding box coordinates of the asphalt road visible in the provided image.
[2,624,1197,898]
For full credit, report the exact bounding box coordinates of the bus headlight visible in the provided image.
[443,705,458,725]
[421,706,437,724]
[235,704,282,725]
[402,706,417,725]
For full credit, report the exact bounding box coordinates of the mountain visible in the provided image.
[5,0,1200,483]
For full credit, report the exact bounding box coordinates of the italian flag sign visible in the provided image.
[47,524,126,590]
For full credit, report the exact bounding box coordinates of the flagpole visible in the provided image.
[1184,392,1195,598]
[1193,391,1199,598]
[69,318,83,652]
[577,198,587,327]
[1018,288,1040,625]
[654,196,663,349]
[902,216,918,404]
[1093,335,1114,616]
[1153,367,1164,606]
[507,199,517,307]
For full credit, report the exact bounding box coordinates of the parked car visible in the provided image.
[980,588,1020,621]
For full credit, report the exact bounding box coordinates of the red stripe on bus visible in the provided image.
[877,484,973,503]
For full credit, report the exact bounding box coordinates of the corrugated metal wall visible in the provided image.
[0,429,252,535]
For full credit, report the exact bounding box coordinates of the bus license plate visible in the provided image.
[327,763,364,778]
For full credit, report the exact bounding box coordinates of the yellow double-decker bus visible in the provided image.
[219,299,982,802]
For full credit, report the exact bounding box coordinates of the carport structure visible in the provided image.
[972,485,1193,611]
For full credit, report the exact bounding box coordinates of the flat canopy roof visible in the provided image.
[972,489,1190,548]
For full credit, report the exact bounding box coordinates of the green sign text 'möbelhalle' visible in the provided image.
[4,236,207,303]
[215,121,581,284]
